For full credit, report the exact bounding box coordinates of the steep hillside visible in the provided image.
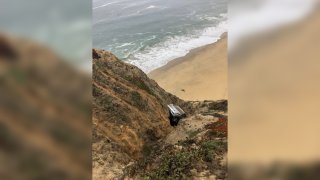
[126,100,228,179]
[92,49,191,155]
[92,49,192,178]
[0,34,91,180]
[92,49,228,179]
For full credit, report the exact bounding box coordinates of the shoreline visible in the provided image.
[148,33,227,101]
[149,32,227,74]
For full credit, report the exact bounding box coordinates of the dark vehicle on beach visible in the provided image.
[167,104,186,126]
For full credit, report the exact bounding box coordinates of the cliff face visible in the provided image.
[92,49,194,178]
[92,49,190,157]
[92,49,228,179]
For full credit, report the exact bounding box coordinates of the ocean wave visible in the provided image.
[219,13,228,18]
[93,2,118,10]
[127,21,227,73]
[121,0,154,10]
[146,5,156,9]
[136,5,166,14]
[115,42,134,48]
[197,13,227,22]
[146,35,157,41]
[199,16,218,21]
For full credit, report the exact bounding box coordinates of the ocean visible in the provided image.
[93,0,227,73]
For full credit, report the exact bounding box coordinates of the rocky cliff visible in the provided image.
[92,49,228,179]
[92,49,191,156]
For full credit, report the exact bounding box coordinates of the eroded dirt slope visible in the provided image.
[92,49,192,179]
[92,49,228,179]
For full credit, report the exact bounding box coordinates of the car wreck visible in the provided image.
[167,104,186,126]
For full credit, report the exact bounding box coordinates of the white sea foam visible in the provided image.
[146,5,156,9]
[198,15,218,21]
[115,42,134,48]
[146,35,157,41]
[219,13,227,18]
[136,5,165,14]
[127,21,227,73]
[93,1,118,10]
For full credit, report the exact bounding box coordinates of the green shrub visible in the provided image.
[142,144,152,157]
[9,67,27,84]
[188,129,201,139]
[124,76,155,96]
[201,141,218,162]
[201,141,218,150]
[150,151,194,179]
[204,149,214,162]
[131,91,144,109]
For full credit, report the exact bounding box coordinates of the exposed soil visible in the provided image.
[92,49,227,179]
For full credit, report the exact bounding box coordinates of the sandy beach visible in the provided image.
[148,33,227,101]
